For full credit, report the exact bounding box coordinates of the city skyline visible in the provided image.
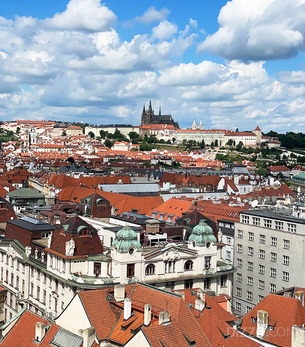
[0,0,305,132]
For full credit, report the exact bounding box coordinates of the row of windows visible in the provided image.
[237,232,291,249]
[237,241,290,256]
[236,283,278,300]
[236,270,290,284]
[237,256,290,270]
[240,216,297,232]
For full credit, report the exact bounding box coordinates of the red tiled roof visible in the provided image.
[269,165,291,172]
[1,310,60,346]
[241,294,305,346]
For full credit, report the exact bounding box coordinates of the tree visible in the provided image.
[62,130,67,136]
[104,139,112,148]
[113,128,128,142]
[128,131,141,144]
[16,127,20,134]
[172,137,176,144]
[236,141,243,151]
[88,131,95,139]
[226,139,233,146]
[214,139,218,147]
[200,139,205,149]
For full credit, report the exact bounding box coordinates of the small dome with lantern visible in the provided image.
[112,226,141,252]
[188,220,217,246]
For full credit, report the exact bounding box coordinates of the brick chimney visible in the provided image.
[159,311,170,325]
[124,298,132,320]
[114,284,125,302]
[35,322,46,342]
[256,310,268,339]
[82,327,95,347]
[144,304,151,326]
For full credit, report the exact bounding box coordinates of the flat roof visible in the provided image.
[240,209,305,224]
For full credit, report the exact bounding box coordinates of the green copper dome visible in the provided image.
[188,220,217,246]
[112,226,141,252]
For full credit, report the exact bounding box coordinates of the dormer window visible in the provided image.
[79,228,91,237]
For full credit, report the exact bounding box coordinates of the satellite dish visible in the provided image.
[251,200,258,208]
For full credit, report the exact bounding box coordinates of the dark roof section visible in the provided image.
[8,216,55,232]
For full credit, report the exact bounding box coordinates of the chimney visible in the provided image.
[175,291,185,300]
[83,327,95,347]
[159,311,170,325]
[256,310,268,339]
[114,284,125,302]
[291,325,305,347]
[124,298,132,320]
[295,291,305,306]
[144,304,151,326]
[197,289,205,303]
[195,298,205,312]
[35,322,46,342]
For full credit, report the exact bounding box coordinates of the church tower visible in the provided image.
[192,119,197,130]
[141,100,155,126]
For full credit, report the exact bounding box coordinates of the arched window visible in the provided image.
[184,260,193,271]
[145,264,155,275]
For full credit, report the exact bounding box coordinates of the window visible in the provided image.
[246,306,252,313]
[271,237,277,247]
[258,280,265,290]
[264,219,272,228]
[259,250,265,259]
[242,215,249,224]
[270,284,276,293]
[30,283,34,296]
[237,230,243,239]
[184,260,193,271]
[165,261,175,273]
[165,281,175,290]
[283,271,289,282]
[237,244,243,254]
[145,264,155,275]
[221,275,227,287]
[270,268,276,278]
[237,258,242,268]
[275,221,283,230]
[271,252,277,262]
[252,217,260,226]
[247,277,253,286]
[259,265,265,275]
[204,278,211,290]
[236,287,242,297]
[258,295,264,302]
[259,234,266,244]
[94,262,101,277]
[236,273,242,282]
[184,279,193,289]
[226,237,231,245]
[288,223,296,233]
[37,287,40,300]
[226,250,231,260]
[283,239,290,250]
[248,247,254,256]
[204,256,211,269]
[247,291,253,301]
[235,301,241,311]
[248,232,254,241]
[283,255,289,266]
[247,262,253,271]
[43,290,46,304]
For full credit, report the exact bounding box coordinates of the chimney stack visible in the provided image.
[83,327,95,347]
[295,291,305,306]
[35,322,46,342]
[159,311,170,325]
[114,284,125,302]
[124,298,132,320]
[195,298,205,312]
[144,304,151,326]
[256,310,268,339]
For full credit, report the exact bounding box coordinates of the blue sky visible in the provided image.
[0,0,305,132]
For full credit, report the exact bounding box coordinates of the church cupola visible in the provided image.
[188,220,217,247]
[112,226,141,252]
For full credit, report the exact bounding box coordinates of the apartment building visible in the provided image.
[233,209,305,316]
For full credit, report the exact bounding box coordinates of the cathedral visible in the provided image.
[141,101,179,128]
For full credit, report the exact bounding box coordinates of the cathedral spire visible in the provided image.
[159,105,161,115]
[199,120,203,130]
[192,119,197,130]
[148,100,153,112]
[142,105,146,114]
